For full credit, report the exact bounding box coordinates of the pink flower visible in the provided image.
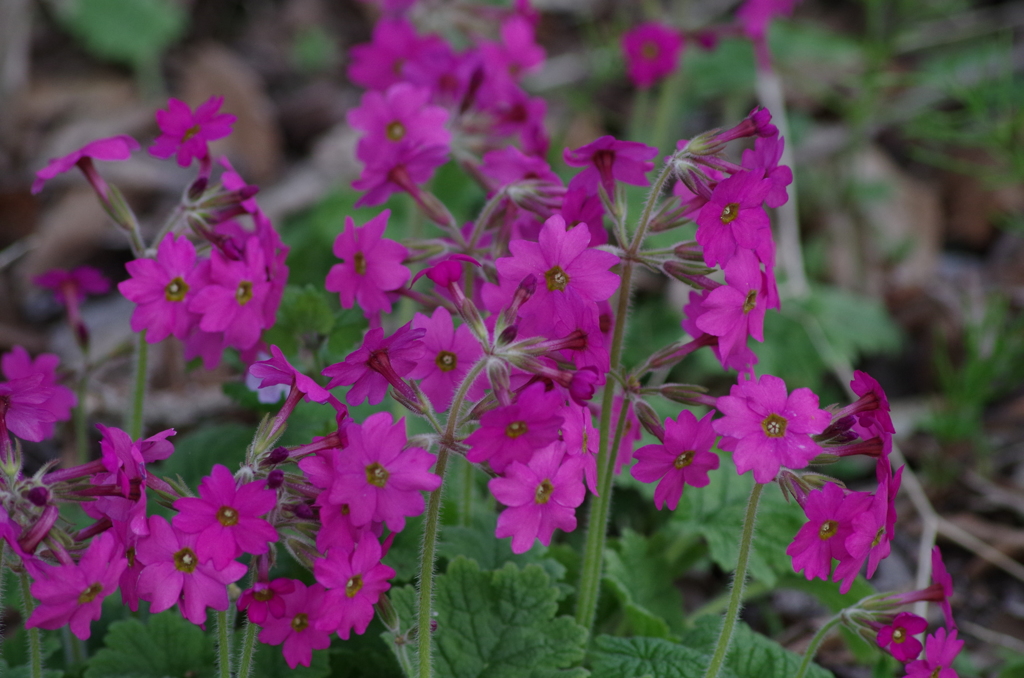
[694,170,772,268]
[694,250,767,362]
[32,135,139,194]
[931,546,956,629]
[322,324,425,406]
[737,0,800,41]
[785,483,870,587]
[621,22,684,89]
[314,534,396,638]
[714,374,829,483]
[119,233,202,343]
[173,464,279,569]
[0,374,57,443]
[490,443,585,554]
[258,581,333,668]
[25,532,127,640]
[741,135,792,208]
[136,515,247,625]
[325,210,410,315]
[905,627,963,678]
[351,141,450,208]
[249,345,331,403]
[347,83,450,161]
[324,412,441,531]
[347,19,443,91]
[465,382,564,473]
[631,411,719,511]
[563,136,657,199]
[149,96,236,167]
[1,346,75,440]
[560,402,599,494]
[876,612,927,663]
[238,578,296,625]
[34,266,111,306]
[188,237,271,350]
[407,307,484,411]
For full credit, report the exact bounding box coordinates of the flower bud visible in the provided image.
[26,486,50,506]
[266,469,285,489]
[632,398,665,441]
[266,446,289,465]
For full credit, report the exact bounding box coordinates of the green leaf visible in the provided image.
[678,617,833,678]
[156,422,252,488]
[604,529,686,637]
[590,635,724,678]
[386,557,588,678]
[251,640,331,678]
[59,0,186,69]
[84,611,216,678]
[438,512,567,584]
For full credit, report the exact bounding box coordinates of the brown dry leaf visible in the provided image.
[18,187,111,283]
[180,44,283,184]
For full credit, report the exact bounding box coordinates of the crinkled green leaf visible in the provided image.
[604,529,685,637]
[678,617,833,678]
[385,557,588,678]
[590,635,727,678]
[60,0,186,68]
[84,611,215,678]
[439,512,567,583]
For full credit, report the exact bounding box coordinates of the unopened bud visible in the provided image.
[266,446,289,465]
[497,325,518,346]
[266,469,285,489]
[375,593,400,633]
[672,241,707,262]
[632,399,665,441]
[27,486,50,506]
[658,383,711,406]
[289,503,314,519]
[663,261,719,290]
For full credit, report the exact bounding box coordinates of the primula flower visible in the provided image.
[189,237,271,350]
[352,141,450,208]
[249,345,331,404]
[347,83,451,160]
[26,532,127,640]
[741,135,792,208]
[32,135,139,194]
[314,534,396,638]
[714,374,829,483]
[631,410,719,511]
[905,627,963,678]
[136,515,247,625]
[118,233,202,343]
[560,402,599,494]
[931,546,957,629]
[407,307,484,411]
[465,382,565,473]
[1,346,75,441]
[322,324,425,406]
[173,464,279,568]
[258,581,333,668]
[564,136,657,200]
[786,483,871,589]
[324,412,441,531]
[0,374,57,443]
[347,19,444,91]
[34,266,111,306]
[480,15,546,85]
[490,443,586,554]
[325,210,410,315]
[876,612,927,662]
[621,22,685,89]
[238,578,296,625]
[695,250,767,362]
[694,170,772,268]
[149,96,236,167]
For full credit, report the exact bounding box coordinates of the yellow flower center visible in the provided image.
[253,588,274,602]
[354,252,367,275]
[217,506,239,527]
[182,124,201,142]
[674,450,695,469]
[365,462,389,488]
[535,479,554,504]
[641,41,659,60]
[743,289,757,314]
[720,202,740,224]
[386,121,406,141]
[235,281,253,305]
[505,421,528,439]
[174,547,199,573]
[78,583,103,604]
[291,613,309,632]
[165,277,189,302]
[761,413,787,438]
[436,351,457,373]
[346,575,364,598]
[872,526,885,548]
[892,627,906,644]
[544,265,570,291]
[818,520,838,541]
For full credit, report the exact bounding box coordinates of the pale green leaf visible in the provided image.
[84,611,215,678]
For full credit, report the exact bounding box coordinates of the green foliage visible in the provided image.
[57,0,186,71]
[156,422,252,487]
[679,617,833,678]
[439,512,568,584]
[252,641,332,678]
[386,557,588,678]
[0,633,64,678]
[590,635,721,678]
[604,529,687,637]
[84,612,216,678]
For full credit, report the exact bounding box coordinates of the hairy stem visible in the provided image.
[127,330,148,439]
[19,571,43,678]
[702,482,765,678]
[794,615,841,678]
[216,609,231,678]
[237,618,259,678]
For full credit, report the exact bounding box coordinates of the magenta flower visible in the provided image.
[1,346,75,440]
[785,483,870,587]
[694,170,772,268]
[465,382,565,473]
[136,515,247,625]
[188,237,271,350]
[314,534,396,638]
[322,324,425,406]
[347,83,450,160]
[325,210,410,315]
[695,250,767,362]
[249,345,331,403]
[118,233,202,343]
[325,412,441,531]
[173,464,279,569]
[347,18,441,91]
[149,96,236,167]
[876,612,927,663]
[25,532,126,640]
[0,374,57,443]
[495,214,620,321]
[407,307,484,411]
[932,546,956,629]
[714,374,829,483]
[258,581,333,668]
[315,500,368,555]
[741,135,792,208]
[621,22,684,89]
[490,443,586,554]
[351,141,450,208]
[631,410,719,511]
[480,16,546,84]
[564,136,657,199]
[238,578,296,625]
[34,266,111,306]
[32,135,139,194]
[905,627,963,678]
[560,402,599,494]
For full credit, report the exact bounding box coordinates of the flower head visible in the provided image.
[876,612,927,662]
[631,410,719,511]
[905,627,963,678]
[249,345,331,404]
[621,22,684,89]
[257,581,333,668]
[313,534,396,638]
[325,210,410,316]
[119,233,202,343]
[34,266,111,306]
[322,324,425,407]
[407,306,484,411]
[465,382,564,473]
[32,135,139,194]
[149,96,236,167]
[564,136,657,200]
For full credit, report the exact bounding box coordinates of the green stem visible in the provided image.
[236,618,259,678]
[794,615,841,678]
[19,571,43,678]
[651,62,687,154]
[702,482,765,678]
[216,609,231,678]
[416,358,488,678]
[460,456,473,527]
[74,369,90,464]
[127,330,148,439]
